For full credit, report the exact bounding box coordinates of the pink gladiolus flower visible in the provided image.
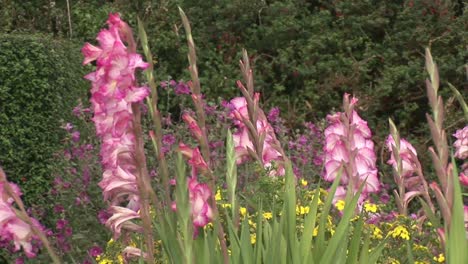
[182,113,203,141]
[179,143,209,174]
[453,126,468,159]
[0,181,42,258]
[460,172,468,187]
[323,94,380,205]
[106,206,142,239]
[453,126,468,182]
[228,97,284,175]
[83,13,149,238]
[188,177,213,231]
[386,135,419,177]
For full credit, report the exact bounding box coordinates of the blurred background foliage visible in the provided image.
[0,0,466,200]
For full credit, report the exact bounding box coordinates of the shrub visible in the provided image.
[0,34,89,204]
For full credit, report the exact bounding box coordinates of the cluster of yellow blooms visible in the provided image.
[388,225,410,240]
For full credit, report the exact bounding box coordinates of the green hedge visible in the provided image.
[0,34,89,204]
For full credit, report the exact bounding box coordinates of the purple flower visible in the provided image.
[56,219,68,230]
[71,131,80,143]
[97,209,111,225]
[88,245,103,257]
[63,123,74,132]
[267,107,280,123]
[162,134,176,146]
[175,81,191,95]
[53,205,64,214]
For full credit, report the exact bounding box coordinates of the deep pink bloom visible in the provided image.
[182,113,203,141]
[188,177,213,231]
[460,172,468,187]
[179,143,209,173]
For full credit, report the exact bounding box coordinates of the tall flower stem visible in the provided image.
[119,18,157,262]
[425,48,453,229]
[179,8,229,263]
[137,17,172,207]
[0,168,61,264]
[132,105,156,264]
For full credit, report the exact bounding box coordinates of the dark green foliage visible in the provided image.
[0,34,89,204]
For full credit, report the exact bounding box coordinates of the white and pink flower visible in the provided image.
[82,13,150,235]
[323,94,380,205]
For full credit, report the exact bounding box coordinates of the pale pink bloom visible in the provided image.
[453,126,468,159]
[106,206,142,239]
[232,128,254,164]
[228,97,284,175]
[81,43,102,65]
[122,246,148,261]
[0,182,42,258]
[386,135,419,177]
[323,94,380,205]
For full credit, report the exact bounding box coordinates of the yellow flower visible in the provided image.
[313,226,318,236]
[204,222,214,230]
[117,255,124,264]
[240,207,247,217]
[413,244,428,252]
[248,219,257,229]
[388,225,410,240]
[221,203,232,208]
[250,233,256,244]
[363,202,378,213]
[433,253,445,263]
[335,200,345,211]
[98,258,114,264]
[371,226,383,240]
[300,179,308,187]
[107,238,114,246]
[263,212,273,220]
[296,206,310,215]
[215,189,222,201]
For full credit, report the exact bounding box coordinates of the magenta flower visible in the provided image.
[323,94,380,204]
[179,143,209,174]
[88,245,103,257]
[188,177,213,233]
[182,113,203,141]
